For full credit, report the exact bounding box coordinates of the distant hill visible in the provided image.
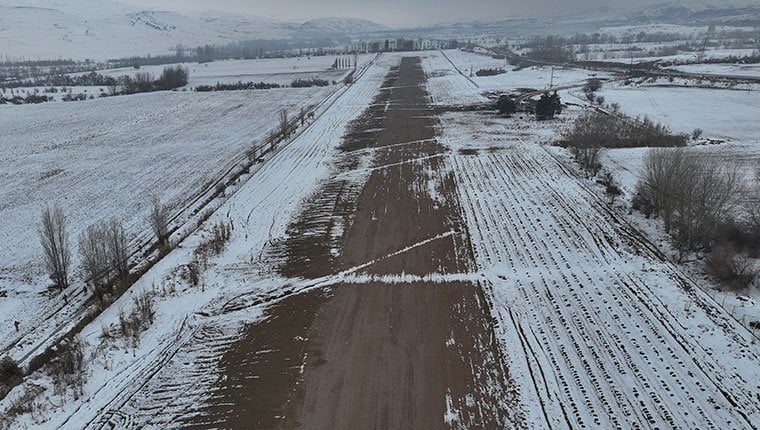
[0,0,390,60]
[299,17,391,34]
[401,2,760,39]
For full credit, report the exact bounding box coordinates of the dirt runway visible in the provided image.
[204,57,522,429]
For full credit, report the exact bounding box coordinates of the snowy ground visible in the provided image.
[667,62,760,78]
[0,53,394,429]
[595,83,760,188]
[438,49,613,93]
[4,48,760,429]
[4,55,374,103]
[419,50,613,107]
[424,52,760,428]
[581,84,760,142]
[84,55,375,88]
[590,48,758,64]
[0,83,337,360]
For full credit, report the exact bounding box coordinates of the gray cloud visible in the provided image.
[118,0,668,27]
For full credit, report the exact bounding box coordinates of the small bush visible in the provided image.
[114,290,156,346]
[156,65,189,90]
[4,384,44,423]
[707,247,760,290]
[598,171,622,203]
[48,336,85,400]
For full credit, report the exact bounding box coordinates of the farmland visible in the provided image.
[0,66,341,362]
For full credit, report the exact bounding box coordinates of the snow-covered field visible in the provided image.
[85,54,375,88]
[425,51,760,428]
[420,50,612,106]
[0,83,337,359]
[0,52,394,429]
[595,83,760,189]
[598,84,760,141]
[3,46,760,429]
[668,62,760,78]
[5,55,374,104]
[593,48,758,64]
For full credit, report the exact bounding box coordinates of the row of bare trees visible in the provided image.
[38,197,170,295]
[562,109,688,176]
[635,149,742,255]
[634,149,760,288]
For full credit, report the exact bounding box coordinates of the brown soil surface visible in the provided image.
[205,57,522,429]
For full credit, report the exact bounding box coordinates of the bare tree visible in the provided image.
[39,205,71,290]
[133,71,154,92]
[149,196,169,249]
[79,223,110,292]
[279,109,289,139]
[79,219,129,294]
[637,149,742,259]
[744,166,760,240]
[106,220,129,279]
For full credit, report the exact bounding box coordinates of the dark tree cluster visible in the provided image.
[535,92,562,120]
[475,68,506,77]
[0,94,53,105]
[495,95,518,116]
[2,71,117,90]
[119,66,189,95]
[195,81,282,92]
[291,78,330,88]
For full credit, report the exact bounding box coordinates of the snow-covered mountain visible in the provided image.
[401,1,760,40]
[0,0,390,60]
[299,17,391,34]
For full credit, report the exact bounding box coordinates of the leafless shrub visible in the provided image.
[0,357,23,399]
[215,182,226,197]
[598,170,623,204]
[196,208,214,228]
[181,221,232,288]
[707,246,760,290]
[195,221,232,258]
[106,220,129,279]
[692,128,704,140]
[571,140,603,176]
[149,196,170,250]
[562,111,687,150]
[182,261,201,288]
[39,205,71,290]
[3,383,44,425]
[48,336,85,400]
[116,290,155,346]
[133,71,154,92]
[583,78,602,103]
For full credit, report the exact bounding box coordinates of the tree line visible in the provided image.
[38,196,170,300]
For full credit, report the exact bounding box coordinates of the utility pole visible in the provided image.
[549,67,555,89]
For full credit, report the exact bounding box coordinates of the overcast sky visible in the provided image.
[116,0,664,27]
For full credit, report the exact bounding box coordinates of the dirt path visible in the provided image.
[205,57,522,429]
